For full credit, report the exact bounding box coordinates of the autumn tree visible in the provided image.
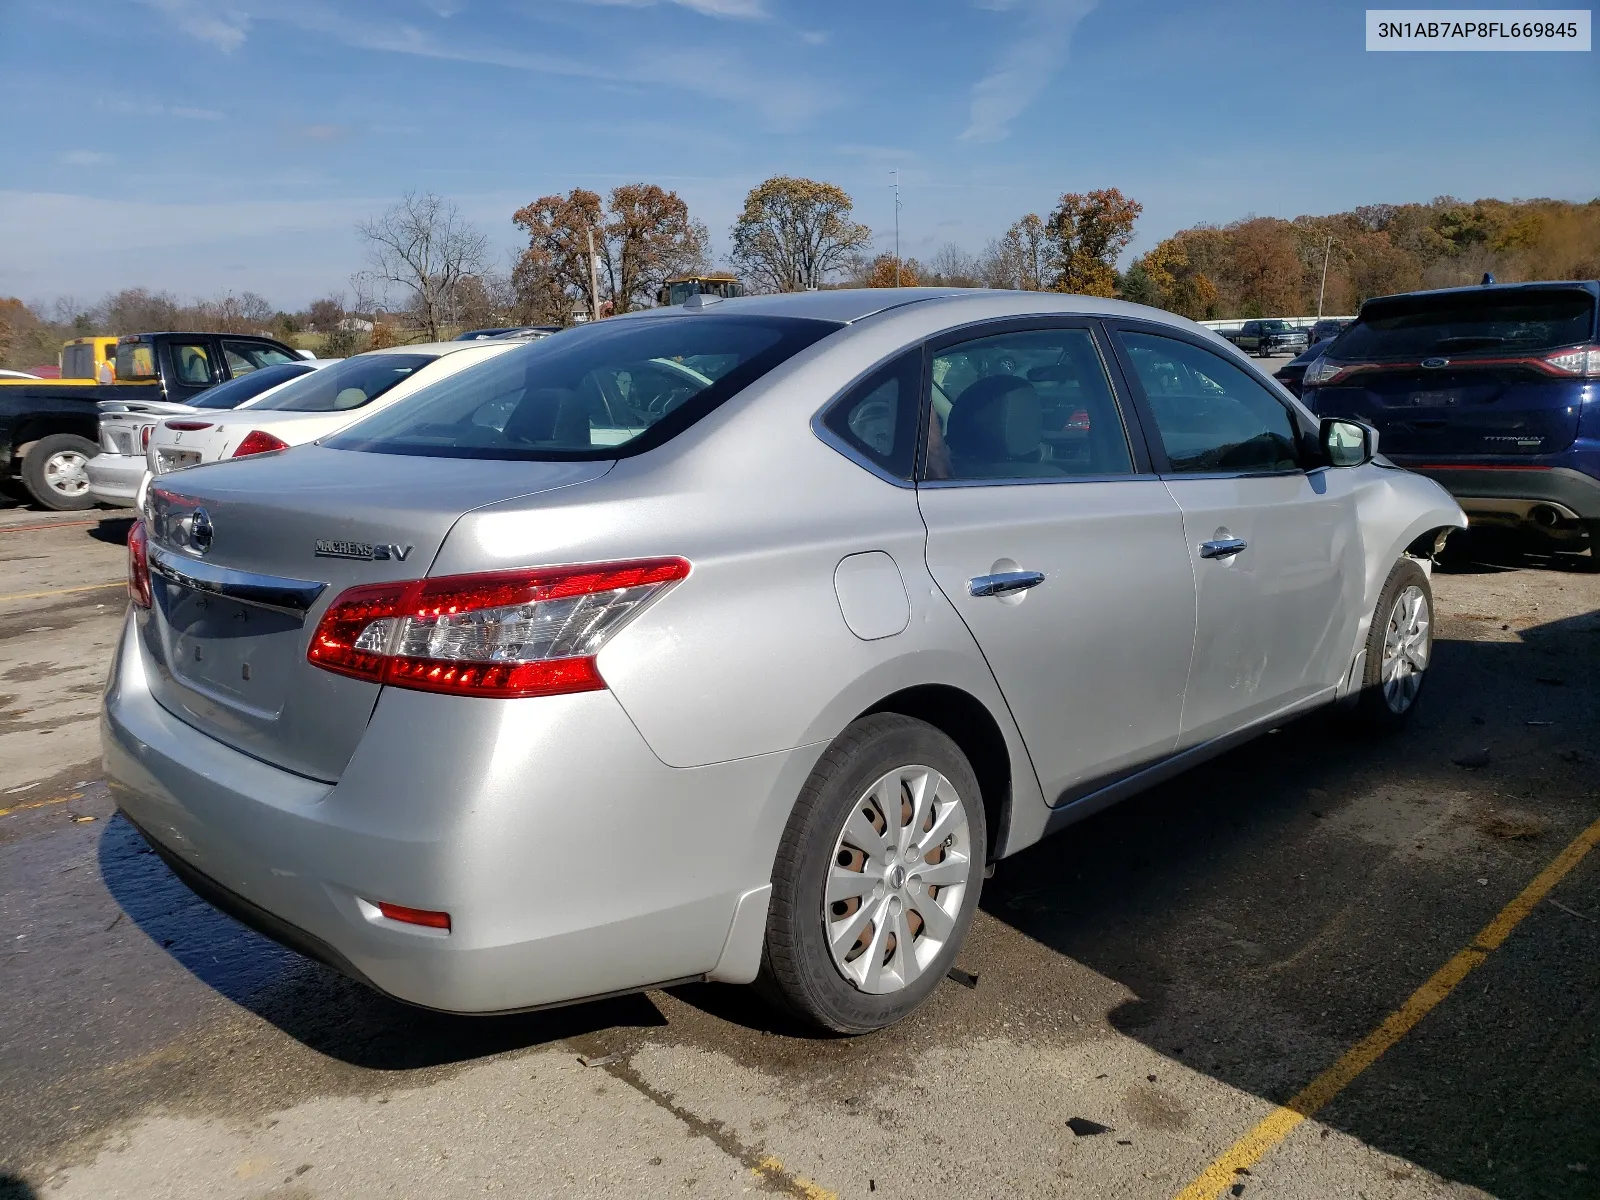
[926,243,983,287]
[1044,188,1142,296]
[859,253,922,288]
[983,214,1049,290]
[512,184,708,322]
[730,176,872,292]
[355,192,490,340]
[1133,237,1220,319]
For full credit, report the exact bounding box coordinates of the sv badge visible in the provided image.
[314,539,414,562]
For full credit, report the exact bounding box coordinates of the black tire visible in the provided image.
[21,433,98,511]
[757,713,987,1034]
[1351,558,1434,733]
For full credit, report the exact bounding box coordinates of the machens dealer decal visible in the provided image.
[314,540,414,562]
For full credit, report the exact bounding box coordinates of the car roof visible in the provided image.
[617,287,1199,327]
[1360,279,1600,310]
[349,340,507,358]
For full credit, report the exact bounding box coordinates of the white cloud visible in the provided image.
[144,0,250,50]
[169,106,226,120]
[961,0,1098,143]
[58,151,114,166]
[581,0,766,15]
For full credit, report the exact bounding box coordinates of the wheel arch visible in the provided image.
[859,683,1013,862]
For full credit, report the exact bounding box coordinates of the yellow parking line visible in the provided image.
[1173,813,1600,1200]
[0,792,83,818]
[0,580,124,603]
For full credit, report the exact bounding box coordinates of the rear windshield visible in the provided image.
[190,362,314,409]
[1336,289,1596,359]
[327,315,839,461]
[245,353,434,413]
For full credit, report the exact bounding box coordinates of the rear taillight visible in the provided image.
[127,521,151,609]
[140,424,152,450]
[307,558,690,698]
[164,420,213,432]
[232,430,289,459]
[1540,345,1600,378]
[376,902,451,930]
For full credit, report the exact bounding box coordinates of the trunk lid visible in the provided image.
[98,399,194,455]
[1310,366,1584,456]
[140,445,611,780]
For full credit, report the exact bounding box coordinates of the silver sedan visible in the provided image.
[103,289,1465,1033]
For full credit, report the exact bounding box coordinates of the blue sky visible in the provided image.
[1,0,1595,309]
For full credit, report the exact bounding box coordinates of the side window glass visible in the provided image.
[171,343,214,387]
[820,350,923,480]
[1119,332,1300,474]
[923,327,1133,481]
[223,340,296,375]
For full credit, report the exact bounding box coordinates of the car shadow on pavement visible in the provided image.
[87,516,134,546]
[95,813,667,1072]
[978,597,1600,1200]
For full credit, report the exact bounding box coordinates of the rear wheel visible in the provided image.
[758,714,986,1034]
[1352,558,1433,732]
[22,434,99,511]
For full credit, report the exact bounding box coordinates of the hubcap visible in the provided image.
[825,764,972,995]
[44,451,91,497]
[1380,584,1430,713]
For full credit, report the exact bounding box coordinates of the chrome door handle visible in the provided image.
[1199,537,1248,560]
[968,570,1046,598]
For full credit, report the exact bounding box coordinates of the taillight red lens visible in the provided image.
[163,420,213,432]
[232,430,290,459]
[376,902,451,930]
[140,424,152,450]
[307,558,690,698]
[127,520,151,609]
[1540,345,1600,378]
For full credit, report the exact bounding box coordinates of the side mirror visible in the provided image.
[1321,417,1377,467]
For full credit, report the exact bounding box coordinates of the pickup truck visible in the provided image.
[0,331,303,510]
[1225,319,1310,358]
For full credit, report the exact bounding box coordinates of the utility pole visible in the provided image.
[587,226,601,322]
[891,168,902,287]
[1316,235,1333,320]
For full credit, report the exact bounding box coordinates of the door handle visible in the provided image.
[1199,537,1248,560]
[968,570,1046,598]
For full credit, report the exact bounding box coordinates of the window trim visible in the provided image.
[914,315,1154,487]
[1104,318,1320,479]
[810,345,925,489]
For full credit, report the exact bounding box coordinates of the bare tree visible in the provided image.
[982,215,1050,290]
[730,176,872,292]
[926,243,983,287]
[355,192,490,340]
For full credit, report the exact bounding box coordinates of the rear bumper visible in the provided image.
[86,453,146,505]
[1391,459,1600,524]
[101,613,814,1013]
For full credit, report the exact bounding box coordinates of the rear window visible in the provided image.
[327,315,839,461]
[116,342,156,380]
[190,362,314,409]
[245,353,434,413]
[1336,289,1595,359]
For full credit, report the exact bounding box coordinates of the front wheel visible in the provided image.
[22,433,99,511]
[757,714,986,1034]
[1352,558,1434,732]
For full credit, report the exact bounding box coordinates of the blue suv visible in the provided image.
[1302,281,1600,547]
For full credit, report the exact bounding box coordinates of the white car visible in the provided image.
[145,342,518,478]
[88,361,341,507]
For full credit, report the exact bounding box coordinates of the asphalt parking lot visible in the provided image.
[2,497,1596,1200]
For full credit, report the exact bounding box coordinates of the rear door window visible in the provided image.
[1337,289,1596,358]
[327,315,839,461]
[923,326,1134,481]
[169,342,215,387]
